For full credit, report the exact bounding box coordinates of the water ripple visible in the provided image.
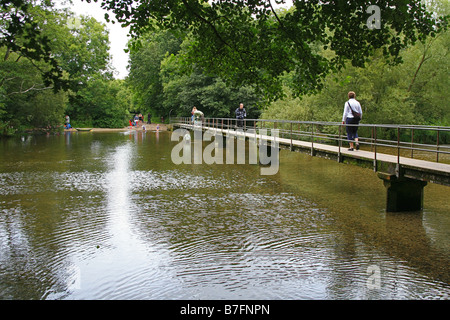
[1,134,449,300]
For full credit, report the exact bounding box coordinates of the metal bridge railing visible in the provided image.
[170,117,450,166]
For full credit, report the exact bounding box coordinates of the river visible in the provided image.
[0,131,448,299]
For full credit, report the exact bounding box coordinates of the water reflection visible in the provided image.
[0,132,449,299]
[65,141,188,299]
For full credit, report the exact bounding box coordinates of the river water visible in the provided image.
[0,131,449,300]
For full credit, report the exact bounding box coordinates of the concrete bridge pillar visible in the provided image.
[378,173,428,212]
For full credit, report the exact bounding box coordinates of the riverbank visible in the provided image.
[64,123,169,133]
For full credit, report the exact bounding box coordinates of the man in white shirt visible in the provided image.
[342,91,363,151]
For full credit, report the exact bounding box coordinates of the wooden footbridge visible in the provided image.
[171,117,450,212]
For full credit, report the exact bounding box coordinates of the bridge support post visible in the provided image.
[378,173,427,212]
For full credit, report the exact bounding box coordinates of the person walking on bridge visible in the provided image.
[235,103,247,129]
[191,107,204,126]
[342,91,362,151]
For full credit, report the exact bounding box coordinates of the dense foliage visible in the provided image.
[127,1,449,127]
[0,1,132,135]
[0,0,68,91]
[262,1,450,127]
[127,29,264,119]
[91,0,447,100]
[1,0,448,137]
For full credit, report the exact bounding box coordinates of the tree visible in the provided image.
[70,77,130,128]
[261,24,450,127]
[127,29,183,115]
[62,13,123,126]
[56,14,113,90]
[160,53,263,118]
[0,45,68,132]
[87,0,447,100]
[0,5,122,133]
[0,0,69,91]
[128,27,264,119]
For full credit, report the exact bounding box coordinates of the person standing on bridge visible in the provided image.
[342,91,362,151]
[192,107,204,125]
[235,103,247,129]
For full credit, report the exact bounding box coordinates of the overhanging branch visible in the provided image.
[7,80,53,95]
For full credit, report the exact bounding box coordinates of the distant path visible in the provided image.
[65,123,169,132]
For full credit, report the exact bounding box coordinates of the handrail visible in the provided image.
[170,117,450,166]
[173,117,450,130]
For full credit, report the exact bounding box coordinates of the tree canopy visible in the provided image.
[0,1,132,134]
[89,0,447,100]
[127,28,264,119]
[1,0,448,136]
[262,23,450,127]
[0,0,69,91]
